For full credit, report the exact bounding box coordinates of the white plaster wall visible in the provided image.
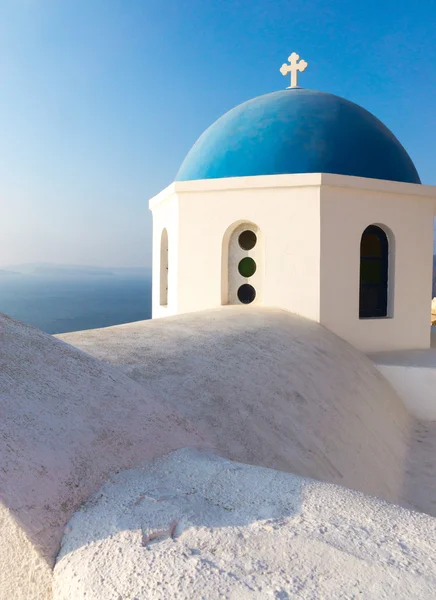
[149,173,436,353]
[150,189,179,318]
[151,175,322,320]
[369,331,436,420]
[372,363,436,420]
[320,177,435,352]
[0,505,52,600]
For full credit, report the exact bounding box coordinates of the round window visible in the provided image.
[237,284,256,304]
[238,230,257,251]
[238,257,257,278]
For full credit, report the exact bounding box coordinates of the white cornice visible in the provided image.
[149,173,436,210]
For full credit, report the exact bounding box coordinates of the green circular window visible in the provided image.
[238,230,257,250]
[238,257,257,278]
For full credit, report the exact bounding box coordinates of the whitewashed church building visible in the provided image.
[150,52,436,355]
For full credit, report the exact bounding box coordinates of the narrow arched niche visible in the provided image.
[359,224,394,319]
[160,228,168,307]
[222,221,263,306]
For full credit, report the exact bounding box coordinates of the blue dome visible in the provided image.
[176,89,420,184]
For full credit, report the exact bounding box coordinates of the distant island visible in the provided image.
[0,263,152,278]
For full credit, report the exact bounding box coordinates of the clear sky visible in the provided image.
[0,0,435,267]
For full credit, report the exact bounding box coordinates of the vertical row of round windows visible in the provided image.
[237,230,257,304]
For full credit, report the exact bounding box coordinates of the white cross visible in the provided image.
[280,52,308,88]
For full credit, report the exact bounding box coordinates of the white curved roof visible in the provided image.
[54,448,436,600]
[59,307,415,508]
[2,306,435,599]
[0,313,201,599]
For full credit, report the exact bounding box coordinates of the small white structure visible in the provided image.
[150,59,436,353]
[150,174,436,353]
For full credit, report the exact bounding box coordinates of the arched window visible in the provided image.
[222,222,263,306]
[359,225,389,318]
[160,228,168,306]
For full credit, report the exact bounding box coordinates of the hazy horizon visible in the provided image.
[0,262,153,278]
[1,0,436,267]
[0,261,152,269]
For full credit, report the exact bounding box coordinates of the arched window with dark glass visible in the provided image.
[160,228,168,306]
[359,225,389,318]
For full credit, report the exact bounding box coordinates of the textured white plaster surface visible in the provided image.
[370,343,436,420]
[54,449,436,600]
[3,305,435,599]
[0,313,202,600]
[60,307,432,514]
[0,505,52,600]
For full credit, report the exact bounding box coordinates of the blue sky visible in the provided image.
[0,0,435,267]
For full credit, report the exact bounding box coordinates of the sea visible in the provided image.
[0,275,152,335]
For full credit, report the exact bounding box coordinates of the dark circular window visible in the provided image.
[238,230,257,251]
[238,257,257,278]
[237,284,256,304]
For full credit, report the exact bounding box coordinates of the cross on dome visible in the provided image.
[280,52,308,88]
